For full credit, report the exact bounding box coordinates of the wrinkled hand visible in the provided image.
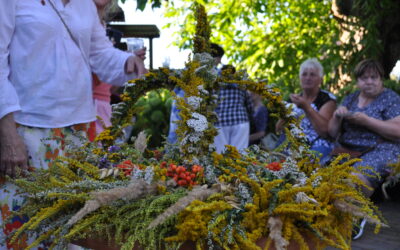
[0,131,28,178]
[345,112,369,125]
[125,55,148,77]
[333,106,350,119]
[290,94,308,110]
[134,47,147,60]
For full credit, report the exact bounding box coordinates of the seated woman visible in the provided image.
[276,58,336,158]
[328,59,400,197]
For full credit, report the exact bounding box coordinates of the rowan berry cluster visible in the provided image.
[161,162,203,187]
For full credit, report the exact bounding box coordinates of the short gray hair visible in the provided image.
[299,58,324,78]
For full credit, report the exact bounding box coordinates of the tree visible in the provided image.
[125,0,400,96]
[163,0,346,96]
[333,0,400,79]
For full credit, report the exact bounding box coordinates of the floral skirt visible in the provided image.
[0,123,95,249]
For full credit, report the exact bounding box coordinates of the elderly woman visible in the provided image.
[276,58,336,157]
[329,59,400,194]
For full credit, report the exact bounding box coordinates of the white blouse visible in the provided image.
[0,0,136,127]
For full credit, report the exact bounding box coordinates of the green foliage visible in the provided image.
[126,0,399,97]
[130,89,173,148]
[334,0,400,78]
[160,0,400,97]
[67,190,187,250]
[384,79,400,95]
[164,0,344,95]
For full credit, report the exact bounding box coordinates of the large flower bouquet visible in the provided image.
[7,4,385,250]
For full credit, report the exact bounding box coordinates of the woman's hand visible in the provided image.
[125,55,148,77]
[290,94,308,110]
[0,114,28,178]
[344,112,369,125]
[275,119,286,134]
[134,47,146,60]
[335,106,369,125]
[333,106,349,119]
[328,106,348,138]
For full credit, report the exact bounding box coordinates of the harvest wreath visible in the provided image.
[7,4,385,250]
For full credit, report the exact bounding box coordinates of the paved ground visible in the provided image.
[351,200,400,250]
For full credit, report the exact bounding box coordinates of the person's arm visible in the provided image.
[328,106,349,138]
[291,94,336,138]
[244,91,254,119]
[0,1,20,119]
[250,131,266,144]
[345,113,400,141]
[0,114,28,177]
[0,1,28,177]
[304,100,336,137]
[275,119,286,133]
[87,1,146,86]
[249,106,268,144]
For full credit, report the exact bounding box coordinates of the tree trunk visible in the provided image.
[333,0,400,78]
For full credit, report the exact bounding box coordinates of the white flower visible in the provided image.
[192,53,218,83]
[182,131,203,144]
[131,168,143,180]
[134,131,148,153]
[312,176,322,187]
[285,102,296,110]
[144,167,154,184]
[289,125,304,138]
[191,157,200,165]
[284,102,298,118]
[272,158,308,184]
[187,96,202,110]
[198,85,209,95]
[295,177,308,187]
[187,113,208,132]
[187,146,197,153]
[125,82,135,87]
[193,53,214,66]
[194,64,208,74]
[238,183,253,205]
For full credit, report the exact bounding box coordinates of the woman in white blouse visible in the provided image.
[0,0,146,247]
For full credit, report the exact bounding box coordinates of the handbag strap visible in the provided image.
[48,0,91,70]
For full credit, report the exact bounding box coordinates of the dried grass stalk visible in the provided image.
[268,216,289,250]
[295,192,318,205]
[334,200,388,227]
[134,131,148,153]
[148,184,223,229]
[68,179,158,225]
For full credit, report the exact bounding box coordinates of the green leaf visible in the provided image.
[136,0,148,11]
[152,1,161,9]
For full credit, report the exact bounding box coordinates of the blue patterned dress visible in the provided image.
[291,90,336,157]
[340,88,400,187]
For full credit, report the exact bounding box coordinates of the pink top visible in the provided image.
[92,74,111,102]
